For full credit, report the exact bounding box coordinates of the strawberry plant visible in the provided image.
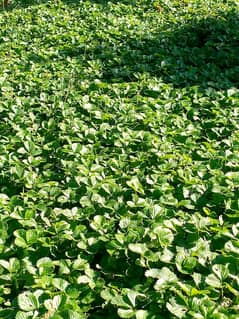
[0,0,239,318]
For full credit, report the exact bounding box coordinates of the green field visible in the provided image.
[0,0,239,318]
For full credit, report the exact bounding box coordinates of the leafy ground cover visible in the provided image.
[0,0,239,318]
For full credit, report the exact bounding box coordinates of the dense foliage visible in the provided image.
[0,0,239,318]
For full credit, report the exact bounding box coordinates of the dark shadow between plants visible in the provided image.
[36,6,239,89]
[0,0,49,10]
[160,10,239,89]
[59,8,238,89]
[1,0,139,11]
[63,0,139,4]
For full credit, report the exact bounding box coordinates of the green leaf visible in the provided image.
[126,290,145,307]
[166,298,187,318]
[18,291,39,312]
[136,310,149,319]
[176,249,197,274]
[205,274,222,288]
[225,283,239,296]
[52,278,69,291]
[182,257,197,273]
[145,268,163,278]
[100,288,115,302]
[9,258,21,273]
[153,267,178,290]
[212,264,229,281]
[127,290,138,307]
[160,248,174,263]
[15,237,28,248]
[117,308,135,318]
[100,288,129,308]
[90,215,107,233]
[44,295,63,311]
[0,260,9,270]
[37,257,54,275]
[126,177,144,194]
[128,243,148,255]
[16,312,33,319]
[153,226,174,247]
[26,229,38,244]
[67,310,86,319]
[66,285,81,299]
[225,241,239,255]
